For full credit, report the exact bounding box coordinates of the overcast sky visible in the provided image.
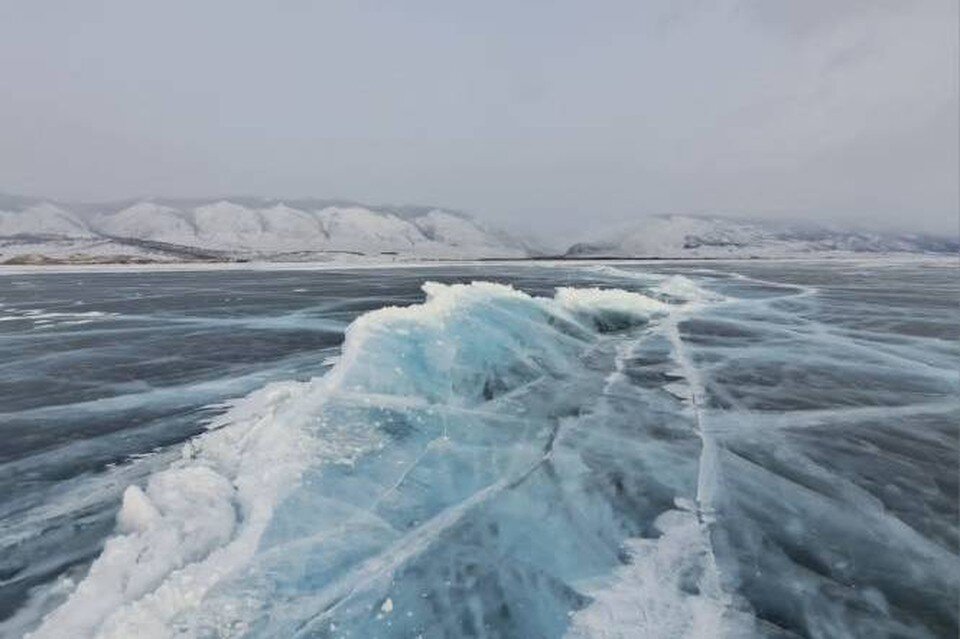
[1,0,957,239]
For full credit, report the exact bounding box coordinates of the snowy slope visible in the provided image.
[0,202,92,238]
[95,202,197,243]
[92,199,525,257]
[566,214,958,258]
[3,196,954,264]
[0,195,528,262]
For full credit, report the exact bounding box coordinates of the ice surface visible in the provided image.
[6,261,958,639]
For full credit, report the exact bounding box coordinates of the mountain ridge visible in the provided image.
[1,194,955,264]
[565,213,958,258]
[0,194,528,263]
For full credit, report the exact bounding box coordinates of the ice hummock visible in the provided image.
[28,280,712,638]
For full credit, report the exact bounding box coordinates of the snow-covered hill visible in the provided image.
[0,202,92,239]
[0,195,528,263]
[2,197,955,264]
[566,215,958,258]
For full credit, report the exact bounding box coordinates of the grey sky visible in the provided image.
[1,0,957,239]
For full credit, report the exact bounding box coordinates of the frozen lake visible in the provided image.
[1,260,957,638]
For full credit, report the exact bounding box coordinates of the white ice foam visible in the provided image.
[579,266,724,305]
[27,380,324,638]
[567,509,753,639]
[655,274,724,304]
[555,286,669,318]
[28,371,384,638]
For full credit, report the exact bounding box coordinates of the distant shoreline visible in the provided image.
[0,253,953,275]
